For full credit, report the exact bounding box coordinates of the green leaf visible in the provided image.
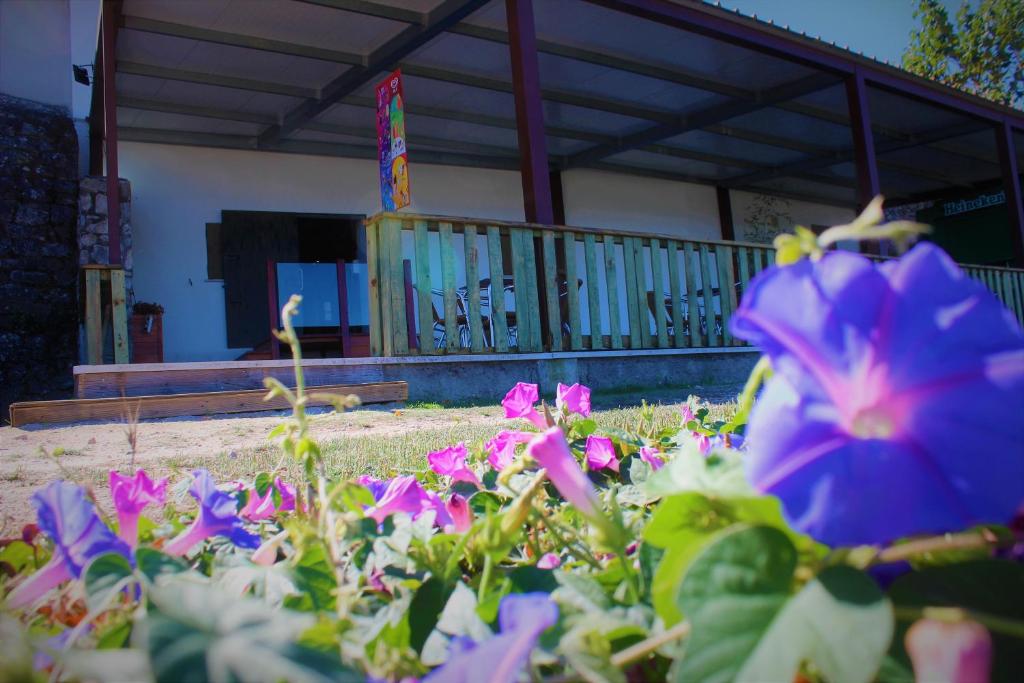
[560,625,626,683]
[409,577,453,654]
[96,619,132,650]
[641,448,751,501]
[135,547,188,583]
[60,649,153,683]
[83,553,135,613]
[889,559,1024,683]
[554,572,612,613]
[737,566,892,683]
[143,578,359,683]
[284,543,336,613]
[0,540,36,573]
[672,525,796,683]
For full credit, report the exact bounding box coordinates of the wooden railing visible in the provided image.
[82,264,129,364]
[365,213,1024,357]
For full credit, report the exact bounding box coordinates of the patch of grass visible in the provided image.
[164,394,736,487]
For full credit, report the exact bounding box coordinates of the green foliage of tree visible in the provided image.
[902,0,1023,107]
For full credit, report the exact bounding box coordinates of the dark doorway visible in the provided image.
[219,211,364,354]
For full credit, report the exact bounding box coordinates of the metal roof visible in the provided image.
[109,0,1024,209]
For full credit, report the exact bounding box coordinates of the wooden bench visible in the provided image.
[8,381,407,427]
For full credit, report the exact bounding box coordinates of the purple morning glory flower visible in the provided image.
[526,427,601,519]
[366,475,431,523]
[163,470,260,556]
[731,243,1024,546]
[109,469,167,547]
[424,592,558,682]
[275,477,296,511]
[6,482,131,610]
[638,446,664,471]
[485,430,533,471]
[556,382,592,417]
[358,474,390,502]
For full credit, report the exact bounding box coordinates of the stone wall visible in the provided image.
[78,176,133,297]
[0,93,79,414]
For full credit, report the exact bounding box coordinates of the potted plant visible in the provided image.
[129,301,164,363]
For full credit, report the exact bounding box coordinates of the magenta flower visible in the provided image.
[502,382,547,429]
[163,470,260,556]
[239,486,276,522]
[525,427,600,519]
[536,552,561,569]
[424,593,559,683]
[731,243,1024,546]
[109,469,167,547]
[680,404,696,426]
[694,433,711,455]
[427,443,482,487]
[275,477,296,511]
[556,382,592,417]
[366,475,431,523]
[638,446,664,471]
[445,493,473,532]
[585,435,619,473]
[906,617,992,683]
[485,430,533,471]
[424,489,454,528]
[6,482,131,610]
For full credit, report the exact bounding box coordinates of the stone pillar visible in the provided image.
[77,175,133,299]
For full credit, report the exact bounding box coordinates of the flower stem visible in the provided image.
[875,529,1015,564]
[478,554,494,602]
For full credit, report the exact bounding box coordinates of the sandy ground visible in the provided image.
[0,404,501,532]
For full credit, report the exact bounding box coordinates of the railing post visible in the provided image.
[101,0,123,265]
[845,68,884,256]
[995,121,1024,268]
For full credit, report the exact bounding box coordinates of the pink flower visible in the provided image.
[638,446,664,471]
[275,477,296,511]
[556,383,591,417]
[239,487,276,521]
[585,436,619,473]
[423,490,454,527]
[427,443,482,487]
[694,433,711,455]
[486,430,534,471]
[502,382,547,429]
[445,494,473,533]
[109,470,168,547]
[536,552,561,569]
[680,404,696,426]
[525,428,600,519]
[367,476,430,523]
[906,617,991,683]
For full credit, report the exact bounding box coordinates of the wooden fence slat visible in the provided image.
[510,228,533,351]
[717,245,737,346]
[649,238,669,348]
[366,221,383,356]
[622,236,642,349]
[583,233,603,350]
[387,220,409,355]
[413,221,434,353]
[1004,270,1022,323]
[439,222,459,353]
[752,247,764,276]
[737,247,751,301]
[486,226,509,352]
[667,240,684,348]
[110,268,129,364]
[563,232,583,350]
[542,230,562,351]
[464,225,485,352]
[376,220,395,356]
[523,230,543,352]
[699,244,719,346]
[636,238,654,348]
[85,268,103,364]
[603,235,623,350]
[682,242,700,347]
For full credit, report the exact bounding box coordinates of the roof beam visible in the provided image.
[120,15,363,65]
[723,120,988,188]
[117,61,317,99]
[259,0,491,145]
[566,72,839,167]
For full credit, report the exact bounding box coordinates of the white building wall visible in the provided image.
[122,142,856,360]
[731,189,855,243]
[120,141,525,361]
[0,0,72,109]
[561,169,722,241]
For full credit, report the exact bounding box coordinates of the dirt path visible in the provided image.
[0,404,503,531]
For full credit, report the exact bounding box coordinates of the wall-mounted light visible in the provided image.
[73,64,92,86]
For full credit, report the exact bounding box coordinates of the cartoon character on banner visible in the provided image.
[389,93,406,159]
[392,156,410,209]
[377,87,394,211]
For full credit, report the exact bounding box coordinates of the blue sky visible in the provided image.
[716,0,963,66]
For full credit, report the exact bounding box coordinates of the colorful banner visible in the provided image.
[376,69,410,212]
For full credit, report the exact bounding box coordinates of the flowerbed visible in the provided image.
[2,202,1023,682]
